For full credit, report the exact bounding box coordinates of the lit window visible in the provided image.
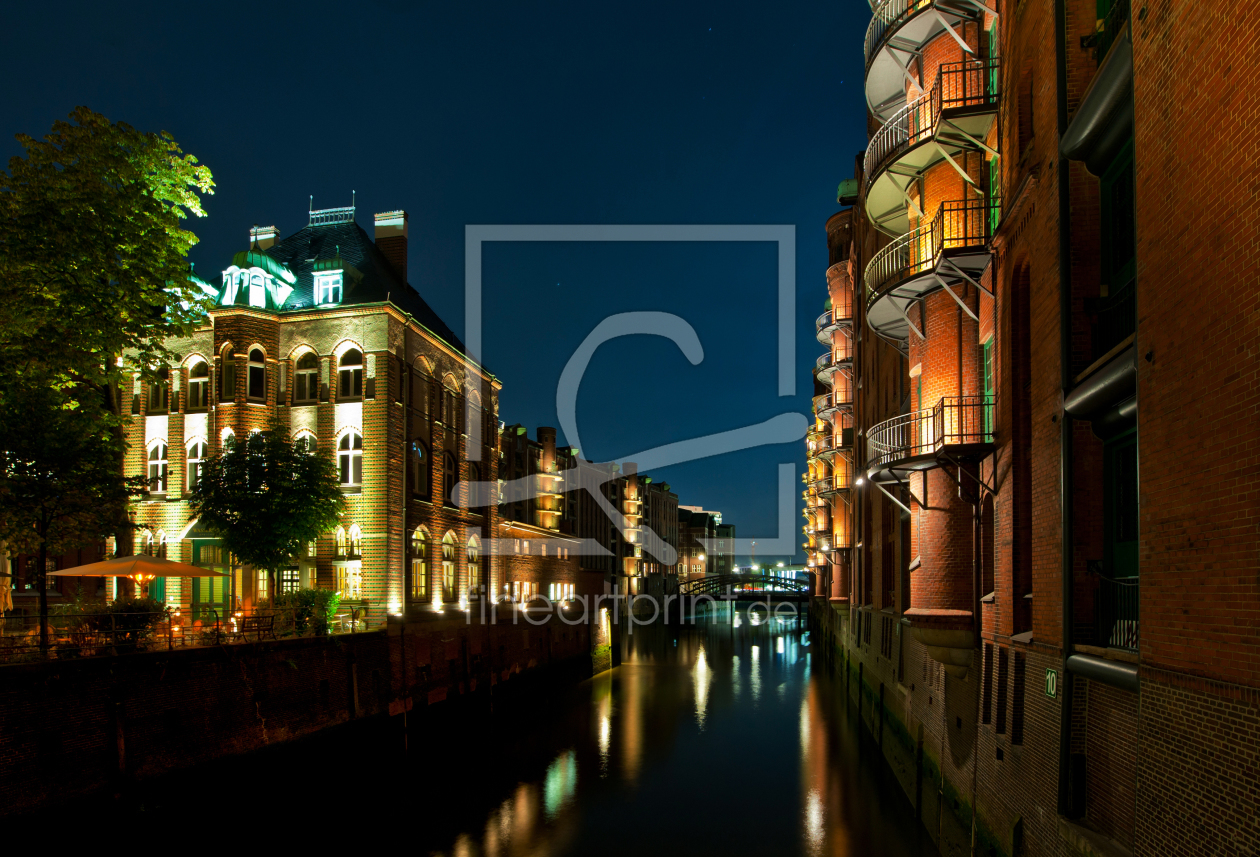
[142,531,155,556]
[147,442,168,493]
[441,531,456,601]
[336,565,362,600]
[339,432,363,485]
[315,271,343,305]
[294,353,318,403]
[249,272,266,308]
[248,348,266,400]
[280,568,300,594]
[157,531,167,560]
[334,527,348,559]
[256,569,270,602]
[187,440,207,490]
[411,527,428,600]
[348,525,362,559]
[466,536,481,596]
[338,349,363,398]
[188,361,209,410]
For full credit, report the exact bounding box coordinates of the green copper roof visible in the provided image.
[231,250,297,285]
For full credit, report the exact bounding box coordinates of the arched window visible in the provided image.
[156,531,168,560]
[186,440,207,490]
[334,527,347,559]
[347,525,362,559]
[294,353,319,403]
[466,536,481,596]
[410,527,429,600]
[148,368,170,413]
[294,431,316,454]
[411,441,428,497]
[220,348,236,402]
[339,432,363,485]
[147,442,168,493]
[339,349,363,399]
[441,531,456,601]
[221,428,235,451]
[248,271,266,308]
[247,348,266,400]
[442,452,457,506]
[142,530,155,556]
[188,361,209,410]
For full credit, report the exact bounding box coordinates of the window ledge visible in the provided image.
[340,486,362,495]
[336,397,363,405]
[291,401,318,408]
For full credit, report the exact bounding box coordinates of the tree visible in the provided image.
[0,106,215,406]
[188,424,344,599]
[0,377,147,652]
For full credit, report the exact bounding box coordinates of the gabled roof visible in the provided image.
[255,220,466,355]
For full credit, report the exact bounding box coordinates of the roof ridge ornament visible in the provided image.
[309,190,356,226]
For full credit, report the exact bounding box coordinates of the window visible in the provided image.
[441,531,456,601]
[188,361,209,410]
[981,339,994,436]
[280,568,300,594]
[982,643,994,724]
[221,428,235,451]
[338,349,363,399]
[294,353,319,403]
[336,565,362,600]
[147,442,168,493]
[256,569,270,602]
[315,271,343,305]
[1104,430,1139,579]
[187,441,207,490]
[339,432,363,486]
[411,441,428,497]
[410,527,428,600]
[1012,652,1026,745]
[442,452,457,506]
[249,272,266,308]
[334,527,348,559]
[148,369,170,413]
[142,530,155,556]
[996,646,1009,734]
[294,432,316,454]
[467,536,481,596]
[220,348,236,402]
[248,348,266,400]
[348,525,362,559]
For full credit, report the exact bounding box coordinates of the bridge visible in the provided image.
[678,573,813,601]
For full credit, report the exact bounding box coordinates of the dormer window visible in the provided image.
[249,272,266,308]
[315,271,343,305]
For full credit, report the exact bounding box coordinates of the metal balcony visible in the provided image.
[1088,561,1138,652]
[814,349,853,383]
[865,0,993,122]
[814,389,853,424]
[864,198,994,349]
[866,395,993,482]
[865,60,999,236]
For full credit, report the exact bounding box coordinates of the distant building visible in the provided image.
[676,508,718,581]
[713,524,736,575]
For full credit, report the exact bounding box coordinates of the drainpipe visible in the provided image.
[1054,0,1077,818]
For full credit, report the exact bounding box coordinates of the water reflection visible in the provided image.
[417,607,936,857]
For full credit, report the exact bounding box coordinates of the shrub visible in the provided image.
[257,589,341,636]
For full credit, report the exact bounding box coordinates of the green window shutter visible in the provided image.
[149,577,165,603]
[981,340,994,436]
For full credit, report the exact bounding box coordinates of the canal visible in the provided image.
[108,607,936,855]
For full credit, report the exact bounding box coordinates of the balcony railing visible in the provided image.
[865,59,999,187]
[1092,277,1135,359]
[865,198,993,301]
[1089,561,1138,651]
[865,0,937,70]
[867,395,993,471]
[815,350,853,380]
[1091,0,1129,63]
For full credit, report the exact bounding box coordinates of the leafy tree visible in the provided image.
[0,377,147,652]
[188,424,344,598]
[0,106,215,406]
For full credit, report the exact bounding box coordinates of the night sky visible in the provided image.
[2,0,869,562]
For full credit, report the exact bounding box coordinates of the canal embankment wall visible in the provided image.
[0,610,602,818]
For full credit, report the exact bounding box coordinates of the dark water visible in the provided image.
[110,608,936,856]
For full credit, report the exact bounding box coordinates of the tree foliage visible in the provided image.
[188,425,344,586]
[0,106,215,400]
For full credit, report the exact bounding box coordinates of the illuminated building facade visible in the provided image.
[124,204,500,622]
[810,0,1260,854]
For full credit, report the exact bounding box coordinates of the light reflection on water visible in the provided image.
[421,607,937,857]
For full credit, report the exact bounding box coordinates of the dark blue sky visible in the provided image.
[2,0,869,561]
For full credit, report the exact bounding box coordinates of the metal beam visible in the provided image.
[874,479,914,515]
[941,256,993,297]
[934,273,981,321]
[933,9,976,54]
[941,119,1001,159]
[892,298,926,340]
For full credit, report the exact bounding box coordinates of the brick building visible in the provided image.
[125,204,500,623]
[809,0,1260,854]
[677,507,719,581]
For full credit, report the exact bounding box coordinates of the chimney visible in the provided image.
[374,210,408,281]
[249,225,279,250]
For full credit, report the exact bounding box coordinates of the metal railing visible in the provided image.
[0,604,377,664]
[1089,562,1138,651]
[1093,0,1129,63]
[867,395,994,471]
[864,59,999,187]
[865,197,994,300]
[865,0,937,69]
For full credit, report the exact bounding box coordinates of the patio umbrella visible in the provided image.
[49,555,228,578]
